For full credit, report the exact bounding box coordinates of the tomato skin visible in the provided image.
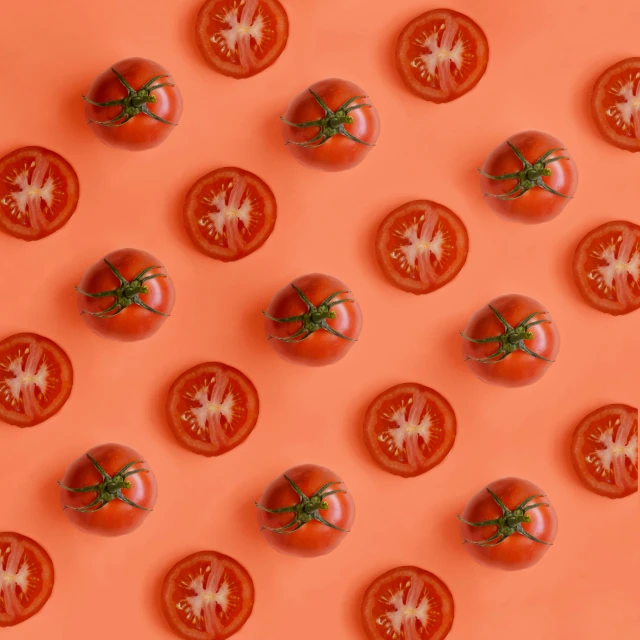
[256,464,355,558]
[480,131,578,223]
[76,248,175,342]
[461,294,560,388]
[459,478,557,571]
[263,273,362,367]
[0,532,54,627]
[84,58,182,151]
[59,443,157,537]
[281,79,380,172]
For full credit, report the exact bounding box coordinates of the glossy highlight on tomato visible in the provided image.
[0,146,79,241]
[396,9,489,103]
[364,383,456,478]
[167,362,259,457]
[0,333,73,427]
[184,167,276,262]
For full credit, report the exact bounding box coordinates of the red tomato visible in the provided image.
[573,220,640,315]
[375,200,468,294]
[0,532,54,628]
[76,248,175,342]
[361,566,454,640]
[184,167,276,262]
[255,464,355,558]
[162,550,254,640]
[263,273,362,366]
[458,477,557,571]
[571,404,638,499]
[167,362,259,457]
[0,333,73,428]
[58,443,157,537]
[281,79,380,172]
[0,146,79,241]
[396,9,488,103]
[591,58,640,152]
[196,0,288,79]
[479,131,578,223]
[461,294,560,388]
[364,383,456,478]
[83,58,182,151]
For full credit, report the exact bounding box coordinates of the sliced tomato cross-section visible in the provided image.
[362,566,454,640]
[184,167,276,262]
[571,404,638,499]
[0,532,54,628]
[196,0,289,79]
[364,383,456,478]
[167,362,259,457]
[0,333,73,427]
[0,147,79,241]
[162,550,254,640]
[573,220,640,315]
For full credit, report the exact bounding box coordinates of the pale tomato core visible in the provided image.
[603,69,640,139]
[376,577,433,638]
[0,541,30,619]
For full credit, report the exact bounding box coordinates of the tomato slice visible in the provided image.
[166,362,259,456]
[364,383,456,478]
[195,0,289,79]
[571,404,638,499]
[0,532,54,627]
[0,147,79,241]
[184,167,276,262]
[573,220,640,315]
[591,58,640,151]
[362,566,454,640]
[396,9,489,103]
[0,333,73,427]
[375,200,468,294]
[162,550,254,640]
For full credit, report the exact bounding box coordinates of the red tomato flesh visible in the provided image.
[0,533,54,628]
[0,146,79,241]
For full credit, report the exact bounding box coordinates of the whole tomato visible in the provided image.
[83,57,182,151]
[76,248,175,342]
[458,477,557,571]
[479,131,578,223]
[281,78,380,172]
[58,443,157,537]
[263,273,362,366]
[461,294,560,388]
[255,464,355,558]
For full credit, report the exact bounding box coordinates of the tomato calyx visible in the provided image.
[83,68,177,128]
[458,488,551,547]
[76,259,168,318]
[58,454,151,513]
[461,305,553,364]
[479,142,572,201]
[255,475,350,534]
[263,285,356,343]
[281,90,374,148]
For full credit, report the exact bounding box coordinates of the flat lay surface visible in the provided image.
[0,0,638,638]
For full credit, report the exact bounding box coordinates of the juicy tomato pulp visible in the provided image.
[361,566,454,640]
[0,533,54,627]
[591,58,640,152]
[162,551,254,640]
[396,9,489,103]
[364,383,456,478]
[184,167,276,261]
[573,220,640,315]
[196,0,289,79]
[571,404,638,499]
[0,147,79,241]
[376,201,468,294]
[0,333,73,428]
[167,362,259,457]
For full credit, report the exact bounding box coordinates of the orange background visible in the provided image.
[0,0,638,638]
